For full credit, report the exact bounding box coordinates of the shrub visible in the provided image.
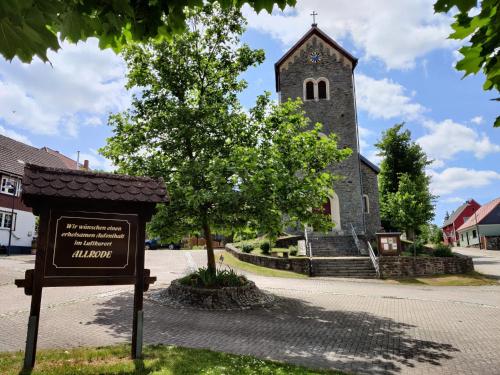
[288,245,298,256]
[408,238,425,255]
[260,242,271,255]
[433,243,453,257]
[179,267,247,288]
[241,244,254,253]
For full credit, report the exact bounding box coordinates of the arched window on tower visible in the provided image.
[305,81,314,100]
[318,80,327,99]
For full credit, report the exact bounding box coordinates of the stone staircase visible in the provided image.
[311,257,377,278]
[308,235,367,257]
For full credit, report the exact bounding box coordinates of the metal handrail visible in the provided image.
[304,226,313,276]
[367,241,380,278]
[350,223,362,255]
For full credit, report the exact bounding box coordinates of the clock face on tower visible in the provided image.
[309,51,321,64]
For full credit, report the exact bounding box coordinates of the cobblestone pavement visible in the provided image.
[453,246,500,278]
[1,251,500,374]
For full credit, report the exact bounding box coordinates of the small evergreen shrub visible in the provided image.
[433,243,453,257]
[260,242,271,255]
[242,244,254,253]
[288,245,298,256]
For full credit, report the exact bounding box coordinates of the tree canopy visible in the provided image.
[434,0,499,127]
[101,4,349,273]
[376,123,435,239]
[0,0,295,63]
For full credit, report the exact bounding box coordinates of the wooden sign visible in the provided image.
[46,211,137,279]
[15,164,168,369]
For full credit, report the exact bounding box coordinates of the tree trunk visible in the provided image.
[406,228,416,242]
[202,218,216,275]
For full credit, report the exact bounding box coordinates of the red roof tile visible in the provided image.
[457,198,500,231]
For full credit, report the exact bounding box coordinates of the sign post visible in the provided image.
[15,164,168,369]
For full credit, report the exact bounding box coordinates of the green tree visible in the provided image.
[102,5,349,274]
[383,174,436,240]
[434,0,499,127]
[419,223,444,244]
[376,123,436,239]
[0,0,295,63]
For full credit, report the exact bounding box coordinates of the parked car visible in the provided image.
[145,239,181,250]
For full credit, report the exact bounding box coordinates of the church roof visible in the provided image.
[275,25,358,92]
[359,154,380,174]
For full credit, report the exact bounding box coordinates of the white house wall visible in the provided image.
[0,209,36,249]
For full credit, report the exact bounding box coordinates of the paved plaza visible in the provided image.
[453,246,500,279]
[1,251,500,374]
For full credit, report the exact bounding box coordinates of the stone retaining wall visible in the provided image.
[378,254,474,278]
[225,244,310,275]
[274,235,303,248]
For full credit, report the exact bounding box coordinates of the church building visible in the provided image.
[275,23,381,253]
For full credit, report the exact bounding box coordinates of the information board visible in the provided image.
[44,211,137,279]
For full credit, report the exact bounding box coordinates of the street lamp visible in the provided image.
[6,180,16,256]
[467,200,481,250]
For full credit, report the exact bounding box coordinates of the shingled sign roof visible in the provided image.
[22,164,168,203]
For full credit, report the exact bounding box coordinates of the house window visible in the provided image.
[362,194,370,214]
[0,211,16,230]
[0,176,20,196]
[472,230,477,238]
[318,80,327,99]
[461,233,464,241]
[305,81,314,100]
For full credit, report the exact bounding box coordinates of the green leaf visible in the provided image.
[434,0,477,13]
[455,46,483,75]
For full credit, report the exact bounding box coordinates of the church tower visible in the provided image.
[275,23,379,238]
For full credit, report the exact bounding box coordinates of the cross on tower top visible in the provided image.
[310,11,318,26]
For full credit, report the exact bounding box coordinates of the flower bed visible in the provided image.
[151,278,274,310]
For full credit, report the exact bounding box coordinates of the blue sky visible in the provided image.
[0,0,499,226]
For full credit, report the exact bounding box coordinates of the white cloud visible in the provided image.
[0,38,129,137]
[84,116,103,127]
[418,119,500,161]
[358,125,374,153]
[429,167,500,195]
[355,74,427,120]
[244,0,454,69]
[430,159,445,169]
[0,125,32,145]
[443,196,465,204]
[365,150,383,166]
[470,116,483,125]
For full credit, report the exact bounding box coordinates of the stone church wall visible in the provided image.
[278,36,365,233]
[361,161,381,238]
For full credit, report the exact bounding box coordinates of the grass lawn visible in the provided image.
[0,344,343,375]
[219,251,308,279]
[385,272,498,286]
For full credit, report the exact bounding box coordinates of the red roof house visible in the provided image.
[441,199,481,246]
[456,198,500,249]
